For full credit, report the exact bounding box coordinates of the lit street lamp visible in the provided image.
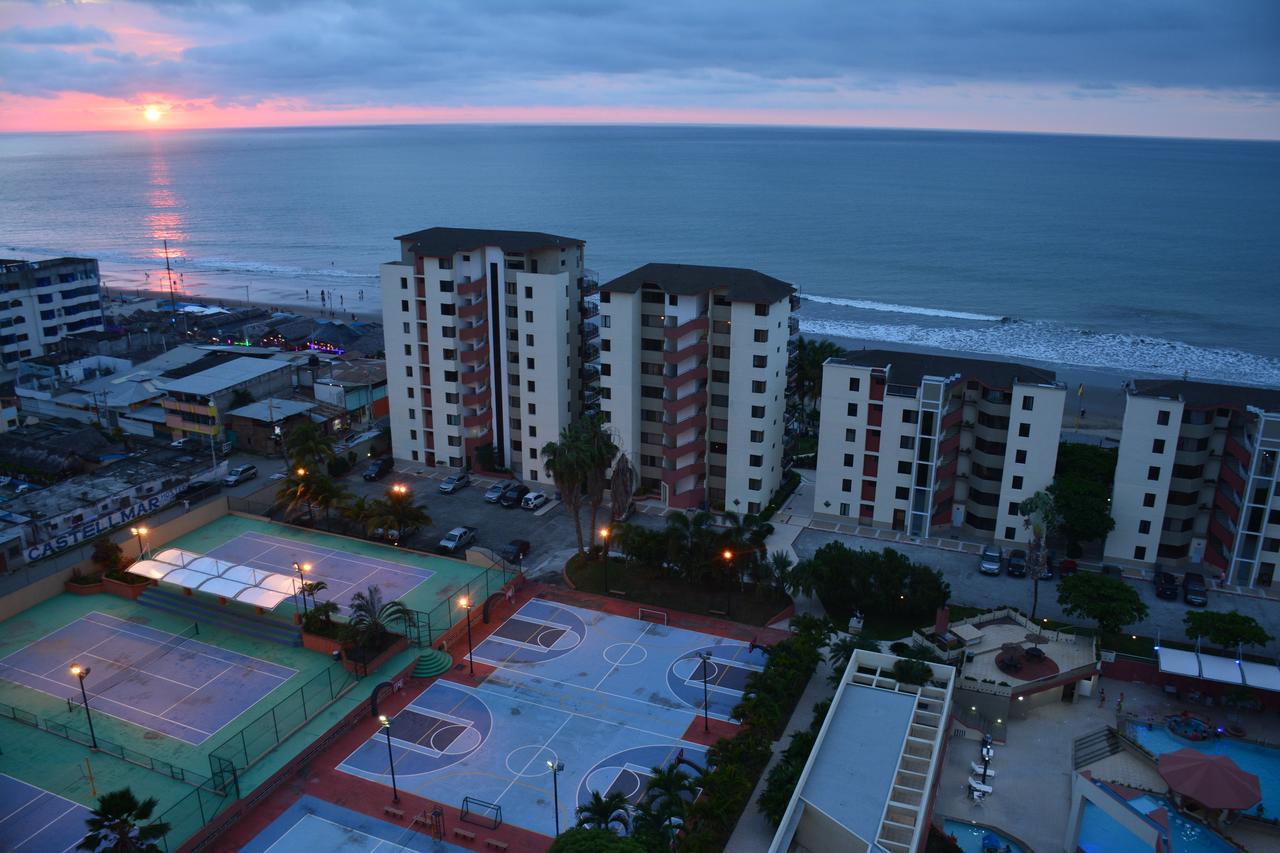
[547,759,565,836]
[293,561,312,615]
[69,664,98,748]
[599,527,611,592]
[697,651,712,733]
[460,595,475,676]
[722,549,734,617]
[378,714,400,803]
[130,526,148,559]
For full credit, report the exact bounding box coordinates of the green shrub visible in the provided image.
[892,658,934,685]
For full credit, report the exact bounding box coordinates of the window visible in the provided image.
[404,365,413,377]
[529,448,538,459]
[403,322,410,334]
[1021,396,1034,411]
[896,486,910,500]
[848,377,861,392]
[1018,423,1031,438]
[841,478,853,492]
[505,281,516,295]
[749,454,763,467]
[1139,520,1151,535]
[507,329,518,341]
[843,453,854,467]
[751,405,765,418]
[1009,502,1020,515]
[409,429,417,440]
[408,409,415,420]
[407,387,415,398]
[403,344,411,356]
[444,392,458,404]
[446,414,460,426]
[1147,465,1160,481]
[753,329,768,343]
[845,428,857,442]
[754,304,769,316]
[527,380,536,392]
[902,410,918,424]
[527,403,537,414]
[524,310,533,323]
[1143,492,1157,507]
[601,363,611,376]
[751,380,766,393]
[847,403,859,417]
[411,450,419,461]
[439,258,453,269]
[1005,527,1016,540]
[1015,449,1027,464]
[1157,409,1171,426]
[442,326,456,338]
[400,277,408,290]
[897,461,911,474]
[712,345,730,359]
[641,387,662,399]
[711,394,729,407]
[443,348,456,360]
[641,339,661,352]
[750,430,764,442]
[601,315,610,328]
[447,435,461,447]
[525,333,534,346]
[440,280,454,292]
[1012,475,1023,490]
[527,357,535,369]
[1134,546,1147,561]
[752,355,767,368]
[400,299,409,312]
[440,304,455,316]
[749,478,762,490]
[443,370,457,382]
[529,426,537,437]
[839,503,850,517]
[525,286,533,298]
[1152,438,1165,453]
[642,291,664,304]
[712,369,729,383]
[900,436,915,450]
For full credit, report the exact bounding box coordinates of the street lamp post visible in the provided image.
[293,561,312,615]
[697,650,712,733]
[378,714,400,803]
[130,526,148,559]
[599,527,610,593]
[460,595,475,676]
[547,760,565,836]
[722,549,734,617]
[70,665,98,748]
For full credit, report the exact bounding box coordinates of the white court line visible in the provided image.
[13,801,80,852]
[231,531,436,576]
[493,715,573,806]
[157,663,233,717]
[592,621,652,690]
[0,786,41,827]
[84,652,203,691]
[264,813,414,853]
[81,612,295,680]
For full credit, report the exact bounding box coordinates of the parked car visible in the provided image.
[438,526,477,554]
[438,472,471,494]
[1006,549,1028,577]
[1182,572,1208,606]
[362,457,393,481]
[180,479,221,499]
[170,436,191,449]
[223,464,258,486]
[979,546,1003,575]
[484,483,507,503]
[1152,568,1180,600]
[499,483,531,508]
[499,539,532,563]
[1057,558,1079,577]
[521,491,548,510]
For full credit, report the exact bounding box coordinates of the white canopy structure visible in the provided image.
[197,576,249,600]
[151,548,201,567]
[235,587,292,609]
[126,559,179,581]
[1199,653,1244,686]
[125,548,299,611]
[162,568,212,588]
[1240,661,1280,692]
[185,556,240,577]
[1158,646,1280,693]
[1157,647,1201,678]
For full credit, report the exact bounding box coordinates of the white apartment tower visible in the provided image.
[598,263,798,514]
[813,351,1066,543]
[0,257,105,367]
[1104,380,1280,587]
[380,228,596,483]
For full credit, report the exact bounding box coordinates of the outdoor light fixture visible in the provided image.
[70,664,98,748]
[378,714,399,803]
[296,467,307,477]
[547,760,565,835]
[130,526,149,557]
[292,561,313,615]
[697,650,713,734]
[600,527,612,590]
[460,595,475,676]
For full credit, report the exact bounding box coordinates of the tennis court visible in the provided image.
[0,773,92,852]
[0,611,295,744]
[337,600,763,833]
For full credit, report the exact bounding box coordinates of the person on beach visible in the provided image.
[320,291,325,304]
[339,294,343,306]
[305,289,309,300]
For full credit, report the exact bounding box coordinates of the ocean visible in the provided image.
[2,125,1278,385]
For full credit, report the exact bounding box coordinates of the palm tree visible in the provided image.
[544,431,588,554]
[663,510,715,582]
[826,633,881,686]
[571,415,619,549]
[309,475,350,524]
[794,337,844,411]
[1020,490,1059,621]
[300,579,328,608]
[275,469,315,522]
[78,787,170,852]
[285,420,335,467]
[340,495,375,536]
[760,550,796,597]
[575,790,631,833]
[347,585,409,651]
[310,599,340,625]
[369,487,432,540]
[644,762,697,826]
[610,453,637,522]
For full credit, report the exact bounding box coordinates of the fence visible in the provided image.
[398,562,515,648]
[0,699,207,787]
[146,782,232,853]
[206,662,356,792]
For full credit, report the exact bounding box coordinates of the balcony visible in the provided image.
[663,412,707,438]
[460,366,489,385]
[664,457,705,483]
[663,437,705,462]
[663,365,708,392]
[580,271,600,295]
[667,485,705,510]
[581,301,599,319]
[582,343,600,363]
[583,386,602,405]
[463,410,491,429]
[462,388,491,407]
[664,316,709,340]
[788,316,800,337]
[580,322,600,342]
[459,323,487,343]
[580,365,600,384]
[460,348,488,365]
[458,299,487,319]
[458,277,486,297]
[663,339,708,365]
[664,392,705,415]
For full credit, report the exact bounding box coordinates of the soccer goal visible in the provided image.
[638,607,668,625]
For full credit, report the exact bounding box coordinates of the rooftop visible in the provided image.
[395,226,583,258]
[160,356,291,397]
[601,262,796,303]
[227,397,316,422]
[829,348,1058,389]
[0,453,193,522]
[1130,378,1280,413]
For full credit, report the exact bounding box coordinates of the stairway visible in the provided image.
[412,649,453,679]
[1073,727,1122,769]
[137,586,303,647]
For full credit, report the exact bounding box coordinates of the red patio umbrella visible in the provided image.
[1158,748,1262,811]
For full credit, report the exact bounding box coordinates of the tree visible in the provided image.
[347,585,409,651]
[365,487,431,542]
[892,657,935,685]
[790,544,949,627]
[578,414,620,550]
[91,535,124,573]
[340,495,375,536]
[644,762,697,826]
[610,453,636,523]
[1055,443,1119,488]
[229,388,254,409]
[549,828,644,853]
[1020,490,1060,620]
[544,429,588,555]
[78,787,170,852]
[1048,477,1115,557]
[826,632,881,686]
[575,790,631,833]
[284,420,335,468]
[793,337,845,411]
[1184,611,1274,651]
[300,579,327,608]
[1056,572,1149,635]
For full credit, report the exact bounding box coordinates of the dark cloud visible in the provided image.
[2,0,1278,108]
[0,24,112,45]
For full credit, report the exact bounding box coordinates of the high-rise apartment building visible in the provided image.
[379,228,596,483]
[598,263,798,514]
[1104,380,1280,587]
[813,351,1065,543]
[0,257,104,367]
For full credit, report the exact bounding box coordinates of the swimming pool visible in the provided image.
[1131,723,1280,816]
[1126,795,1238,853]
[942,818,1025,853]
[1078,801,1156,853]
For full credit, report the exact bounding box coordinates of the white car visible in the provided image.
[223,464,258,486]
[521,491,548,510]
[438,526,477,554]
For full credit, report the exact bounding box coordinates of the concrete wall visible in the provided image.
[1106,394,1184,564]
[724,298,789,515]
[995,382,1066,545]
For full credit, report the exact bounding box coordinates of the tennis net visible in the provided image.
[88,621,200,698]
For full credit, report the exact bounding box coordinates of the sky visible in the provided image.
[0,0,1277,138]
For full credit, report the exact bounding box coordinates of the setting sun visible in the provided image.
[144,106,163,123]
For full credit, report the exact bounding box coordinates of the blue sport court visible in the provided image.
[242,795,465,852]
[0,773,92,852]
[0,611,296,744]
[337,599,766,834]
[205,531,437,610]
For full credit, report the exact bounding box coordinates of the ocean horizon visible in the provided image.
[2,124,1278,385]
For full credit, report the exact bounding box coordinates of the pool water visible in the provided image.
[1078,802,1155,853]
[1124,795,1238,853]
[942,819,1024,853]
[1132,724,1280,817]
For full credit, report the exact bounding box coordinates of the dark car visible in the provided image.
[1183,572,1209,606]
[499,539,532,564]
[1006,549,1028,577]
[363,457,393,481]
[438,472,471,494]
[499,483,530,508]
[1152,568,1180,600]
[484,482,507,503]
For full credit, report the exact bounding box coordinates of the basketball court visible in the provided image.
[0,611,295,744]
[0,773,92,852]
[337,600,765,834]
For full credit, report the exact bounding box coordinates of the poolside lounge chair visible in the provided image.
[971,761,996,777]
[968,777,994,795]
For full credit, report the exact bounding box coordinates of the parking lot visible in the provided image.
[792,527,1280,653]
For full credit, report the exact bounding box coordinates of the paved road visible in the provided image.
[793,527,1280,653]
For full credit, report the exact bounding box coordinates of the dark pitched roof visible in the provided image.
[395,227,583,257]
[601,262,795,303]
[831,348,1057,389]
[1131,379,1280,413]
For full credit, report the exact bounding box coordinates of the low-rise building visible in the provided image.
[769,649,955,853]
[1104,380,1280,586]
[159,355,296,442]
[813,351,1065,544]
[312,358,389,428]
[0,257,104,367]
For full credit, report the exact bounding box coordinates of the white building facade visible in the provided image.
[0,257,104,367]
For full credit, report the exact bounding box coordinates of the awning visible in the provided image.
[234,586,292,609]
[197,576,249,599]
[1157,648,1200,678]
[257,573,300,594]
[151,548,201,567]
[221,564,271,586]
[1240,661,1280,692]
[185,556,239,577]
[1159,748,1261,811]
[1198,654,1243,686]
[161,568,209,588]
[126,559,179,581]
